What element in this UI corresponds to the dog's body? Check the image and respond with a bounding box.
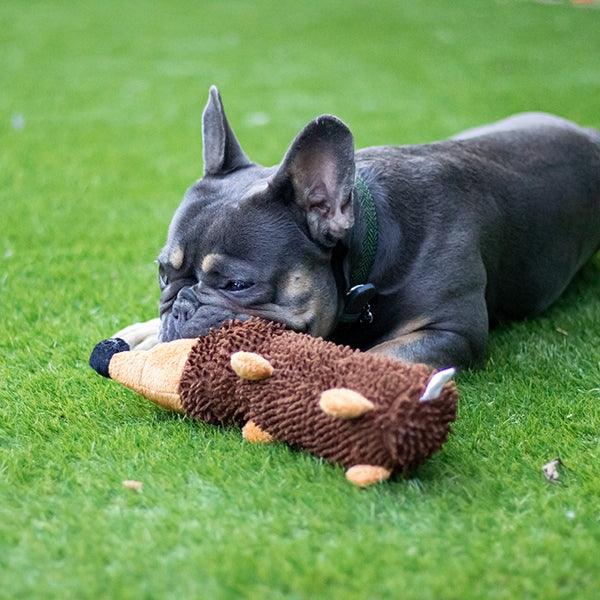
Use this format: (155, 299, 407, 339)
(117, 88, 600, 369)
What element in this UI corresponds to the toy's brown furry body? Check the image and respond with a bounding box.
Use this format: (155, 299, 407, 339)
(179, 319, 457, 473)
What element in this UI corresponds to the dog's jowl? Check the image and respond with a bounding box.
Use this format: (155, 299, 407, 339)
(131, 86, 600, 369)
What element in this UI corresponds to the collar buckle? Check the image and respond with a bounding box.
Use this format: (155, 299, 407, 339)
(339, 283, 377, 324)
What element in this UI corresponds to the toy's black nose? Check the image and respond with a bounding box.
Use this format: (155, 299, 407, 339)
(89, 338, 130, 378)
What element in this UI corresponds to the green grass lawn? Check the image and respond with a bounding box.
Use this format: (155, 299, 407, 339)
(1, 0, 600, 597)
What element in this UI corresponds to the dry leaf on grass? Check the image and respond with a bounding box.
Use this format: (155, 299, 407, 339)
(542, 458, 562, 483)
(122, 479, 143, 492)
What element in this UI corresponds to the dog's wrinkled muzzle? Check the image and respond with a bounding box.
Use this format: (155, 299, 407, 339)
(160, 286, 248, 342)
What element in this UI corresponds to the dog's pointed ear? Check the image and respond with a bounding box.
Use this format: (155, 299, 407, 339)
(202, 85, 251, 176)
(270, 115, 355, 246)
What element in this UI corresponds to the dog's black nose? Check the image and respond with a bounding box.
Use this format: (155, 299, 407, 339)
(171, 286, 201, 324)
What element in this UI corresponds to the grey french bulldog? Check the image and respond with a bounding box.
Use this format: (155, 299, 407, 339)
(115, 86, 600, 369)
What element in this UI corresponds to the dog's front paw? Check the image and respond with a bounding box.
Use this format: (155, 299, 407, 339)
(111, 318, 161, 350)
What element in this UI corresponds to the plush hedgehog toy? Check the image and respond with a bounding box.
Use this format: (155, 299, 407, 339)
(90, 318, 458, 486)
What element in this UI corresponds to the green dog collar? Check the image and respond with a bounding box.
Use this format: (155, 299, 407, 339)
(339, 174, 379, 325)
(350, 174, 379, 287)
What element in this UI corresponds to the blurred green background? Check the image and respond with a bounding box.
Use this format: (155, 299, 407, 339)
(1, 1, 599, 598)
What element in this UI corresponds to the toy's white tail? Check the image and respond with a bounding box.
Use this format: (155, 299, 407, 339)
(420, 368, 456, 402)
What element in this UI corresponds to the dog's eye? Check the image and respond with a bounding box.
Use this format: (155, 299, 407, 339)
(223, 280, 254, 292)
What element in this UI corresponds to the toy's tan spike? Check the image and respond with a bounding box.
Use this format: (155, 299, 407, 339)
(319, 388, 375, 419)
(108, 338, 196, 413)
(230, 351, 274, 381)
(242, 420, 274, 443)
(345, 465, 392, 487)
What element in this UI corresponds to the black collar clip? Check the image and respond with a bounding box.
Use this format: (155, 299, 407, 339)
(339, 283, 377, 325)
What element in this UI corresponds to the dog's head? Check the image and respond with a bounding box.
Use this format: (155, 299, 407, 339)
(158, 86, 356, 342)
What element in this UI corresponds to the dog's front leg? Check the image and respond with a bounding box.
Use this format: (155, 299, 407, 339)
(111, 318, 161, 350)
(368, 327, 487, 370)
(366, 256, 490, 370)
